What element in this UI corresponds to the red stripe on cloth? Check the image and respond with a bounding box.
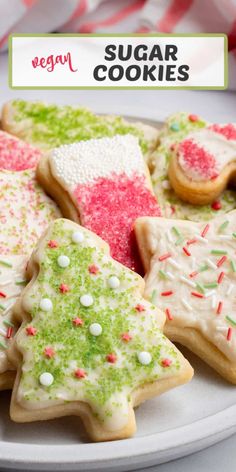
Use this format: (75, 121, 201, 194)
(0, 32, 9, 49)
(228, 19, 236, 50)
(79, 0, 146, 33)
(68, 0, 88, 22)
(22, 0, 36, 6)
(157, 0, 194, 33)
(135, 26, 151, 33)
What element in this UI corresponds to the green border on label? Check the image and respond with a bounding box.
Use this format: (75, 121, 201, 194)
(8, 33, 228, 90)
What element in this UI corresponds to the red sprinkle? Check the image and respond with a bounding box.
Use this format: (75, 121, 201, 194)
(72, 317, 84, 326)
(26, 326, 37, 336)
(217, 271, 225, 284)
(187, 238, 197, 246)
(216, 301, 223, 315)
(121, 332, 132, 342)
(59, 283, 70, 293)
(74, 368, 86, 379)
(48, 240, 58, 248)
(161, 291, 173, 297)
(6, 327, 13, 339)
(0, 292, 6, 298)
(165, 308, 173, 320)
(211, 200, 221, 211)
(189, 271, 198, 278)
(227, 327, 232, 341)
(201, 224, 210, 237)
(170, 205, 176, 215)
(106, 353, 117, 364)
(159, 252, 171, 262)
(191, 291, 204, 299)
(217, 256, 227, 268)
(161, 358, 172, 367)
(183, 246, 191, 256)
(188, 114, 199, 122)
(88, 264, 99, 275)
(135, 304, 145, 312)
(44, 347, 55, 358)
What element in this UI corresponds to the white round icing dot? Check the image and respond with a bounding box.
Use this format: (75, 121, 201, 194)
(39, 372, 54, 387)
(39, 298, 53, 312)
(72, 231, 84, 244)
(80, 294, 94, 307)
(89, 323, 102, 336)
(57, 255, 70, 268)
(108, 276, 120, 289)
(137, 351, 152, 365)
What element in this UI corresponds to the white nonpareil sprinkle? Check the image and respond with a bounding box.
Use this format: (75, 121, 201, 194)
(137, 351, 152, 365)
(50, 135, 145, 187)
(211, 295, 216, 309)
(168, 258, 181, 269)
(108, 276, 120, 289)
(39, 298, 53, 312)
(205, 290, 216, 299)
(162, 180, 171, 190)
(180, 275, 196, 288)
(57, 255, 70, 268)
(71, 231, 84, 243)
(206, 258, 217, 270)
(166, 230, 173, 243)
(181, 298, 193, 311)
(219, 235, 232, 240)
(89, 323, 102, 336)
(80, 294, 94, 307)
(39, 372, 54, 387)
(166, 271, 174, 280)
(0, 328, 7, 337)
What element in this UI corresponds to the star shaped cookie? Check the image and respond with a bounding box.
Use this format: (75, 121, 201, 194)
(135, 211, 236, 383)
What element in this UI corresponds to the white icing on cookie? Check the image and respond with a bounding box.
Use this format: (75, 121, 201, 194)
(140, 212, 236, 362)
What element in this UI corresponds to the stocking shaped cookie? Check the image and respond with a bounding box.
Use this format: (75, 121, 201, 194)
(0, 131, 60, 390)
(2, 99, 158, 161)
(135, 211, 236, 383)
(9, 219, 193, 441)
(37, 134, 161, 273)
(168, 124, 236, 204)
(150, 112, 236, 220)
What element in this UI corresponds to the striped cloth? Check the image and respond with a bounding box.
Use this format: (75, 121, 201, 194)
(0, 0, 235, 88)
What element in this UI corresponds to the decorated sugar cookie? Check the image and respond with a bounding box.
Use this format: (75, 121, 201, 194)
(2, 99, 159, 161)
(135, 211, 236, 383)
(0, 131, 60, 390)
(9, 219, 193, 441)
(150, 113, 236, 221)
(168, 124, 236, 204)
(37, 134, 161, 273)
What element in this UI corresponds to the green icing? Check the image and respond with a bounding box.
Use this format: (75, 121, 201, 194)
(17, 220, 180, 423)
(11, 100, 151, 155)
(151, 112, 236, 222)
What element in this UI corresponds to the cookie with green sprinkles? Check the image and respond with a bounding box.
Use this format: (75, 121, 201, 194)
(9, 219, 193, 441)
(150, 112, 236, 221)
(1, 99, 159, 162)
(135, 210, 236, 383)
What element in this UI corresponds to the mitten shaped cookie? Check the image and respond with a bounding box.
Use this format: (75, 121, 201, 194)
(135, 211, 236, 383)
(168, 124, 236, 205)
(9, 219, 193, 441)
(150, 113, 236, 220)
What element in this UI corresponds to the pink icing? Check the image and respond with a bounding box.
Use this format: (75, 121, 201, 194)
(0, 131, 41, 171)
(178, 139, 218, 179)
(209, 124, 236, 141)
(73, 173, 161, 274)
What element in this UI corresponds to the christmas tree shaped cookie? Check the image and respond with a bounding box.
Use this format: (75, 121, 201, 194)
(9, 219, 193, 441)
(135, 211, 236, 383)
(0, 130, 60, 390)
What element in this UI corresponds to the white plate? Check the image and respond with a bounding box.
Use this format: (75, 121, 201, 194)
(0, 114, 236, 472)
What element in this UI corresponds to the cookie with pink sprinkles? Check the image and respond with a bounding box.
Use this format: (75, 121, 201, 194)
(0, 131, 60, 390)
(37, 134, 161, 274)
(168, 123, 236, 205)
